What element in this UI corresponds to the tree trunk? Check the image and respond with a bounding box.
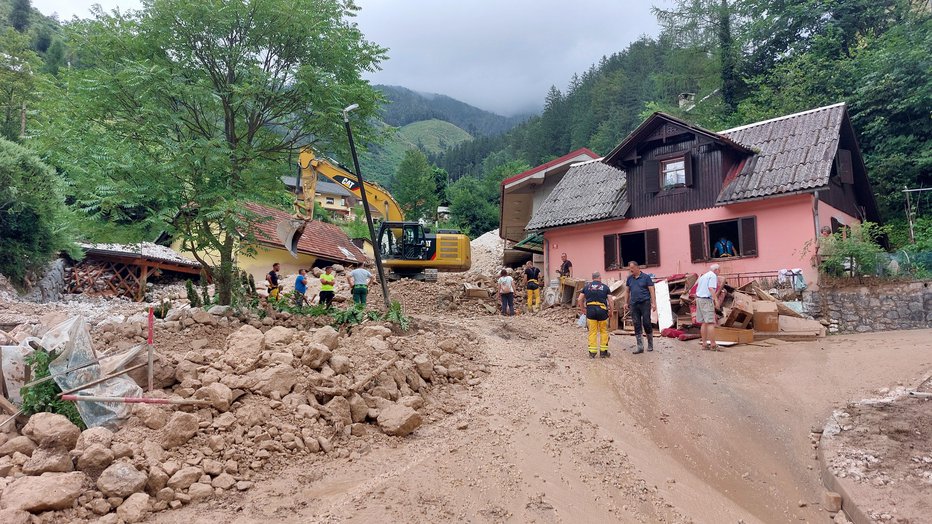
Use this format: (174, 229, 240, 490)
(216, 237, 236, 305)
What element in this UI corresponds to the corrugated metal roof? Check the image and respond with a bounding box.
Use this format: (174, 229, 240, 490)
(243, 202, 367, 264)
(717, 103, 846, 204)
(525, 161, 628, 230)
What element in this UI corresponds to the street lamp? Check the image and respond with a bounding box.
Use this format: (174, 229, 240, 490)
(342, 104, 392, 309)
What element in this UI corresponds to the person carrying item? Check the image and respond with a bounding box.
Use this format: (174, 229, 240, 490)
(318, 266, 335, 307)
(577, 271, 614, 358)
(557, 253, 573, 285)
(713, 236, 738, 258)
(622, 261, 656, 354)
(266, 263, 282, 300)
(696, 263, 722, 351)
(523, 260, 542, 313)
(294, 268, 309, 306)
(347, 264, 372, 306)
(498, 269, 515, 316)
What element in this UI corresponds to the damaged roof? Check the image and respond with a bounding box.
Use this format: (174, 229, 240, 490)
(717, 103, 846, 204)
(244, 202, 366, 264)
(525, 160, 628, 230)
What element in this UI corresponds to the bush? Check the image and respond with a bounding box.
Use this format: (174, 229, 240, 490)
(20, 351, 86, 430)
(819, 222, 887, 278)
(0, 138, 73, 284)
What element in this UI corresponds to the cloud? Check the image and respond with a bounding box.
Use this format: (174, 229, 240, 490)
(355, 0, 659, 115)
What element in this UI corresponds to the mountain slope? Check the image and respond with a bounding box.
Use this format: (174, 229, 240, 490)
(376, 85, 527, 137)
(359, 119, 473, 188)
(397, 119, 472, 156)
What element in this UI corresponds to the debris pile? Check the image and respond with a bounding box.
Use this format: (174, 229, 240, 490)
(0, 313, 488, 522)
(465, 229, 504, 276)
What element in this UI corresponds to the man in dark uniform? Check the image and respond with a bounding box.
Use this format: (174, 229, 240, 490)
(577, 271, 615, 358)
(557, 253, 573, 285)
(523, 260, 542, 312)
(622, 261, 656, 354)
(266, 263, 282, 300)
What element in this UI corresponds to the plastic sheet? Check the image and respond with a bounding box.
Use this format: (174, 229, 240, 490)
(1, 337, 38, 404)
(44, 316, 142, 428)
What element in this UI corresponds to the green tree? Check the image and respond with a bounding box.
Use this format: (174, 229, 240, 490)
(0, 28, 40, 141)
(393, 149, 438, 220)
(433, 166, 450, 205)
(41, 39, 64, 76)
(0, 138, 73, 284)
(37, 0, 385, 304)
(8, 0, 31, 33)
(447, 176, 497, 237)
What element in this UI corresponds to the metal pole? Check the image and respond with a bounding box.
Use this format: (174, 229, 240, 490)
(905, 186, 915, 244)
(342, 104, 392, 309)
(147, 307, 154, 392)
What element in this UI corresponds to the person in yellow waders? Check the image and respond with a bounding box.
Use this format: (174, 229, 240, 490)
(577, 271, 615, 358)
(523, 260, 542, 312)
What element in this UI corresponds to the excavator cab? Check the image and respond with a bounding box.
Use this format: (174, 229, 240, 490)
(377, 222, 427, 261)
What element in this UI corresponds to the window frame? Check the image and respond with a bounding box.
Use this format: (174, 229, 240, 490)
(603, 228, 660, 270)
(689, 216, 758, 262)
(661, 157, 687, 189)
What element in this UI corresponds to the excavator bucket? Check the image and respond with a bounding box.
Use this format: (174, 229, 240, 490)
(276, 219, 306, 258)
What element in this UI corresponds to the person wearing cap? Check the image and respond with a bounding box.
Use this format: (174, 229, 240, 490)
(622, 261, 656, 354)
(696, 263, 722, 351)
(577, 271, 614, 358)
(523, 260, 542, 313)
(318, 266, 335, 307)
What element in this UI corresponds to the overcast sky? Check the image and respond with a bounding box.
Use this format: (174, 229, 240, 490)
(32, 0, 660, 116)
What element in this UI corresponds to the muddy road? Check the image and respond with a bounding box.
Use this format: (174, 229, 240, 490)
(151, 317, 932, 523)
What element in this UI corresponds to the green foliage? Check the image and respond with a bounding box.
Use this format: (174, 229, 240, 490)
(0, 137, 72, 284)
(447, 159, 529, 237)
(383, 300, 410, 331)
(340, 206, 371, 240)
(398, 119, 472, 156)
(393, 149, 438, 221)
(0, 27, 41, 141)
(153, 299, 171, 320)
(20, 350, 85, 430)
(184, 279, 201, 308)
(267, 292, 331, 317)
(35, 0, 385, 305)
(331, 303, 367, 327)
(8, 0, 29, 33)
(375, 85, 525, 137)
(819, 222, 888, 277)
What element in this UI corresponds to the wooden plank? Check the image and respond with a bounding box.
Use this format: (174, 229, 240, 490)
(752, 285, 804, 318)
(656, 281, 673, 330)
(714, 326, 754, 344)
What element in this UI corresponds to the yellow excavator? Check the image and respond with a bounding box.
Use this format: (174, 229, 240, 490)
(276, 148, 471, 278)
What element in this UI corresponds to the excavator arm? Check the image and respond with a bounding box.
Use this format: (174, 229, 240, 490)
(277, 147, 405, 257)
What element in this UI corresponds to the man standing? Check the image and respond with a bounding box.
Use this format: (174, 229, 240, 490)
(557, 253, 573, 285)
(266, 263, 282, 300)
(622, 261, 656, 354)
(294, 268, 309, 306)
(347, 264, 373, 306)
(696, 263, 721, 351)
(523, 260, 542, 313)
(577, 272, 614, 358)
(318, 266, 335, 308)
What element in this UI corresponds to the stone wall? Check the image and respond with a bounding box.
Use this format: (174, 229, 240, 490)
(804, 280, 932, 334)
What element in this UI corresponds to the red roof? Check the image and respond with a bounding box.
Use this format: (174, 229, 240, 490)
(243, 202, 367, 264)
(500, 148, 599, 187)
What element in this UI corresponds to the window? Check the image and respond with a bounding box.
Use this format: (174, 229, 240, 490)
(340, 198, 347, 207)
(689, 217, 757, 262)
(325, 197, 335, 205)
(662, 158, 686, 188)
(604, 229, 660, 270)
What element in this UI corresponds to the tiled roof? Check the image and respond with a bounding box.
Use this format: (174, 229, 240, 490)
(501, 148, 599, 187)
(717, 103, 846, 204)
(525, 160, 628, 230)
(243, 202, 366, 264)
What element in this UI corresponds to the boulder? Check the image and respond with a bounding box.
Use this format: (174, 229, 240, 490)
(127, 352, 178, 390)
(376, 404, 422, 437)
(134, 403, 169, 430)
(0, 436, 36, 457)
(207, 305, 231, 316)
(188, 482, 213, 502)
(329, 355, 351, 375)
(367, 337, 390, 352)
(263, 326, 294, 347)
(174, 360, 200, 384)
(300, 343, 332, 369)
(413, 354, 433, 380)
(75, 426, 114, 451)
(0, 509, 31, 524)
(160, 412, 199, 449)
(116, 492, 150, 523)
(359, 324, 392, 339)
(146, 466, 169, 493)
(324, 396, 353, 426)
(193, 382, 233, 412)
(167, 466, 202, 490)
(225, 325, 265, 363)
(190, 308, 216, 325)
(235, 404, 272, 428)
(22, 447, 73, 474)
(77, 444, 114, 476)
(0, 471, 87, 513)
(211, 472, 236, 490)
(22, 413, 80, 450)
(348, 394, 369, 423)
(311, 326, 340, 351)
(254, 365, 298, 397)
(97, 461, 147, 498)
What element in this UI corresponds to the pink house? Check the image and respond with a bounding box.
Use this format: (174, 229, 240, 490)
(525, 103, 881, 289)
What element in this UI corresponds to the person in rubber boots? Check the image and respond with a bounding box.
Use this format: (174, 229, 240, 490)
(577, 271, 615, 358)
(523, 260, 542, 313)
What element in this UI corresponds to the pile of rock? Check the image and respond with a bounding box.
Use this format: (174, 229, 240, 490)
(0, 317, 487, 521)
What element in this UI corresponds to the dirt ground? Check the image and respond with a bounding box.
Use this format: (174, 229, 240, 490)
(137, 312, 932, 524)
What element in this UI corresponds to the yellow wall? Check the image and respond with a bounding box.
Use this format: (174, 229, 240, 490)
(170, 238, 317, 286)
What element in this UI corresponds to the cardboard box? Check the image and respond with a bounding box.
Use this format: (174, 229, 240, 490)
(714, 326, 754, 344)
(752, 301, 779, 332)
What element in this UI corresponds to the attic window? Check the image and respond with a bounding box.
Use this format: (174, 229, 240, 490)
(662, 158, 686, 189)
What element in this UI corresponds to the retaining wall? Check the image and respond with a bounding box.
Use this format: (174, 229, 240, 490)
(804, 280, 932, 334)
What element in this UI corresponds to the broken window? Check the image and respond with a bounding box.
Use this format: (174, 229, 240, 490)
(603, 229, 660, 269)
(325, 197, 335, 205)
(689, 217, 757, 262)
(661, 158, 686, 189)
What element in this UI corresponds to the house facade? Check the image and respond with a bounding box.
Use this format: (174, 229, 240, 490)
(526, 103, 880, 289)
